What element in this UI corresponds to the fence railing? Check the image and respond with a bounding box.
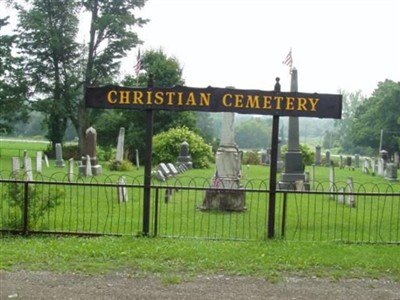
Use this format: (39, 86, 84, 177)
(0, 175, 399, 243)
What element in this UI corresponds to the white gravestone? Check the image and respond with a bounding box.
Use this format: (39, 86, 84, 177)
(36, 151, 42, 174)
(117, 176, 128, 203)
(116, 127, 125, 162)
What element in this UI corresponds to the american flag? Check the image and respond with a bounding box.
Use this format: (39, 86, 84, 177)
(282, 49, 293, 73)
(134, 48, 142, 76)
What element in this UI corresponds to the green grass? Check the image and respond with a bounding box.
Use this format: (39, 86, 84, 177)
(0, 236, 399, 282)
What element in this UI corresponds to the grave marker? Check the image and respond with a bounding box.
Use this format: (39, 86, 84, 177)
(36, 151, 42, 174)
(116, 127, 125, 162)
(117, 176, 129, 203)
(55, 143, 65, 167)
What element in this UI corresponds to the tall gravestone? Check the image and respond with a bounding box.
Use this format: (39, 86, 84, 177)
(11, 157, 20, 178)
(36, 151, 42, 174)
(325, 151, 331, 167)
(315, 145, 321, 166)
(279, 68, 307, 189)
(79, 126, 102, 176)
(201, 112, 245, 211)
(55, 143, 65, 167)
(176, 141, 193, 169)
(116, 127, 125, 162)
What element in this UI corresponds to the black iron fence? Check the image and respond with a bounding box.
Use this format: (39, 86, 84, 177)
(0, 173, 399, 243)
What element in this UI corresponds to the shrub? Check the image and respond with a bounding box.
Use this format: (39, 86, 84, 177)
(3, 177, 64, 230)
(243, 150, 261, 165)
(108, 159, 134, 171)
(153, 126, 213, 168)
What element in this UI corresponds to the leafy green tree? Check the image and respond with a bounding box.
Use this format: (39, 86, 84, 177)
(0, 17, 29, 133)
(153, 126, 213, 168)
(333, 90, 365, 153)
(350, 80, 400, 155)
(14, 0, 80, 152)
(235, 117, 272, 149)
(76, 0, 147, 155)
(95, 49, 197, 162)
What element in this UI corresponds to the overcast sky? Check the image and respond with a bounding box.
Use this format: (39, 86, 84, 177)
(131, 0, 399, 97)
(2, 0, 399, 97)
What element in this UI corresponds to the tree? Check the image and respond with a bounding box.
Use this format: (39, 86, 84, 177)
(0, 17, 29, 133)
(350, 80, 400, 156)
(76, 0, 147, 155)
(14, 0, 80, 152)
(153, 126, 213, 168)
(333, 90, 365, 154)
(234, 117, 272, 149)
(95, 49, 197, 162)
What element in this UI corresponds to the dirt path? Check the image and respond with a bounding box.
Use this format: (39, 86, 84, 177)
(1, 270, 399, 300)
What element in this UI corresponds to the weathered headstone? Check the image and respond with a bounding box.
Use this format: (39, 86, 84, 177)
(155, 170, 166, 182)
(85, 155, 92, 177)
(176, 141, 193, 169)
(346, 156, 352, 169)
(36, 151, 42, 174)
(22, 150, 28, 168)
(371, 158, 376, 176)
(55, 143, 65, 167)
(24, 156, 33, 181)
(385, 163, 398, 182)
(117, 176, 128, 203)
(325, 151, 331, 167)
(266, 148, 271, 165)
(79, 127, 102, 176)
(394, 152, 399, 169)
(315, 145, 321, 166)
(354, 154, 360, 168)
(158, 163, 171, 178)
(311, 164, 316, 190)
(277, 138, 284, 172)
(135, 149, 140, 170)
(116, 127, 125, 162)
(378, 158, 385, 176)
(44, 154, 49, 167)
(346, 177, 356, 207)
(363, 158, 370, 174)
(329, 165, 336, 200)
(68, 158, 74, 182)
(201, 112, 245, 211)
(167, 163, 179, 176)
(11, 157, 20, 177)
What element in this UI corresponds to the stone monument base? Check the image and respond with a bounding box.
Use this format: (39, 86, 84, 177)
(200, 189, 246, 212)
(79, 165, 103, 176)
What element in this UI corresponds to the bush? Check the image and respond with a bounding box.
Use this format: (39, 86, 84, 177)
(281, 144, 314, 166)
(242, 150, 261, 165)
(3, 176, 64, 230)
(153, 126, 213, 168)
(108, 159, 134, 171)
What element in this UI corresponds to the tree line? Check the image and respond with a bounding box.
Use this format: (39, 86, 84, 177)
(1, 0, 399, 161)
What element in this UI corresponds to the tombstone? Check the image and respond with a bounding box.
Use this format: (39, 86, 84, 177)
(201, 112, 245, 211)
(346, 177, 356, 207)
(44, 154, 49, 168)
(55, 143, 65, 167)
(394, 152, 399, 169)
(311, 164, 316, 190)
(155, 170, 166, 182)
(378, 158, 385, 176)
(346, 156, 352, 169)
(339, 155, 344, 169)
(135, 149, 140, 170)
(354, 154, 360, 168)
(176, 141, 193, 169)
(24, 156, 33, 181)
(79, 127, 102, 176)
(36, 151, 42, 174)
(260, 151, 267, 165)
(167, 163, 179, 176)
(68, 158, 74, 182)
(329, 165, 336, 200)
(363, 158, 370, 174)
(116, 127, 125, 162)
(117, 176, 128, 203)
(11, 157, 20, 177)
(84, 155, 92, 176)
(385, 163, 398, 182)
(325, 151, 331, 167)
(158, 163, 171, 179)
(315, 145, 322, 166)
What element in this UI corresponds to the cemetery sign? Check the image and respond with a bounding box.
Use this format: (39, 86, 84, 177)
(85, 85, 342, 118)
